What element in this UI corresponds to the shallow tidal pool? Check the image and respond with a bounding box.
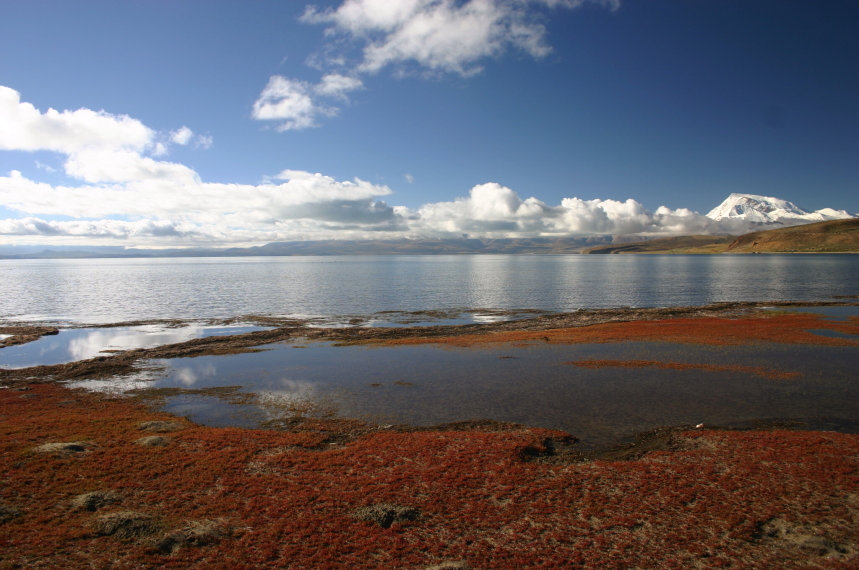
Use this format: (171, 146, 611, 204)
(102, 339, 859, 450)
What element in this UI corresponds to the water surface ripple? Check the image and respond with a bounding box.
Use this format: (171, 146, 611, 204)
(2, 254, 857, 324)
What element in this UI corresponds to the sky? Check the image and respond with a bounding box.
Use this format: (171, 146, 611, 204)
(0, 0, 857, 247)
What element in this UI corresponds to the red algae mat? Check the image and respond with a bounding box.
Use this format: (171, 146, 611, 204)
(372, 313, 859, 348)
(2, 383, 858, 569)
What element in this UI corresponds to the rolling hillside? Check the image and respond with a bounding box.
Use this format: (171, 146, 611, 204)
(583, 235, 736, 254)
(725, 218, 859, 253)
(583, 219, 859, 254)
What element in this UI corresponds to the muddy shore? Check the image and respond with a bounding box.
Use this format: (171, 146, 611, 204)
(2, 300, 858, 385)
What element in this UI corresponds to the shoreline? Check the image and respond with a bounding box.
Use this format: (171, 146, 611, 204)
(2, 302, 858, 567)
(2, 300, 858, 385)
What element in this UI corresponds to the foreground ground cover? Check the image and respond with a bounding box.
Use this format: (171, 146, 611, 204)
(1, 381, 857, 569)
(371, 313, 859, 348)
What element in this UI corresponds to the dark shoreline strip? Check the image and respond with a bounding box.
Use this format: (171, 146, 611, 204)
(1, 301, 857, 384)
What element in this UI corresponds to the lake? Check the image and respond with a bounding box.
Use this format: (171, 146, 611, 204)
(2, 254, 858, 325)
(3, 254, 859, 448)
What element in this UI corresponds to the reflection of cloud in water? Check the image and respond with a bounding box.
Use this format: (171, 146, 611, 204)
(275, 378, 317, 393)
(67, 328, 202, 361)
(66, 373, 156, 394)
(174, 364, 217, 386)
(3, 324, 269, 369)
(253, 381, 337, 422)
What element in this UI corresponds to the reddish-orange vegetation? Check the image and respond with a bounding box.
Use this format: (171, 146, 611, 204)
(1, 383, 857, 569)
(565, 360, 801, 380)
(370, 313, 859, 348)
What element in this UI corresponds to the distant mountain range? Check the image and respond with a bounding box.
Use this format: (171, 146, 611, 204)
(706, 193, 854, 226)
(1, 193, 855, 259)
(0, 236, 646, 259)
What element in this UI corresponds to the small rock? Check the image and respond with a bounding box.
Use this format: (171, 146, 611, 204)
(353, 503, 421, 529)
(137, 421, 184, 433)
(71, 491, 120, 512)
(136, 436, 171, 448)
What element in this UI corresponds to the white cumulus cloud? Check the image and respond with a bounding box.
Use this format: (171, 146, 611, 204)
(170, 126, 194, 145)
(257, 0, 617, 133)
(0, 85, 152, 154)
(1, 85, 774, 247)
(316, 73, 364, 99)
(252, 76, 334, 130)
(408, 183, 721, 237)
(301, 0, 619, 76)
(252, 74, 363, 131)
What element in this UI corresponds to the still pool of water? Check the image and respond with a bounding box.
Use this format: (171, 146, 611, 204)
(763, 305, 859, 320)
(87, 339, 859, 450)
(0, 325, 268, 369)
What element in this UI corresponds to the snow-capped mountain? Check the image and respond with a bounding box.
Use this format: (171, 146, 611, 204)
(706, 193, 855, 226)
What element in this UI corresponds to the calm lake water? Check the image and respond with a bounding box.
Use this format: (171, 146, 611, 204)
(0, 325, 268, 369)
(2, 254, 858, 324)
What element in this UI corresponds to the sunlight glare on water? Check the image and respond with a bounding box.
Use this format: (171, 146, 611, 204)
(2, 255, 857, 324)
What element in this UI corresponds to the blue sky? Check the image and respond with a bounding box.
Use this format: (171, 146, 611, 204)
(0, 0, 856, 247)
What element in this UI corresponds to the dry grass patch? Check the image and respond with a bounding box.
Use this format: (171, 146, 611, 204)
(135, 435, 171, 447)
(155, 518, 232, 554)
(755, 518, 855, 558)
(90, 511, 161, 541)
(137, 420, 184, 433)
(353, 503, 422, 529)
(33, 441, 94, 457)
(71, 490, 121, 512)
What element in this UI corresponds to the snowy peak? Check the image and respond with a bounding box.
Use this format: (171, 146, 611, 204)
(706, 193, 855, 225)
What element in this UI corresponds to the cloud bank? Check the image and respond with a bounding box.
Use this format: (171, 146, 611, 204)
(1, 85, 752, 247)
(253, 0, 619, 130)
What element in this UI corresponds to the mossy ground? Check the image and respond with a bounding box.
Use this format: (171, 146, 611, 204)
(1, 377, 858, 569)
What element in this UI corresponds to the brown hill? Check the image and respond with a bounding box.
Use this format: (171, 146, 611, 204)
(583, 235, 735, 254)
(726, 218, 859, 253)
